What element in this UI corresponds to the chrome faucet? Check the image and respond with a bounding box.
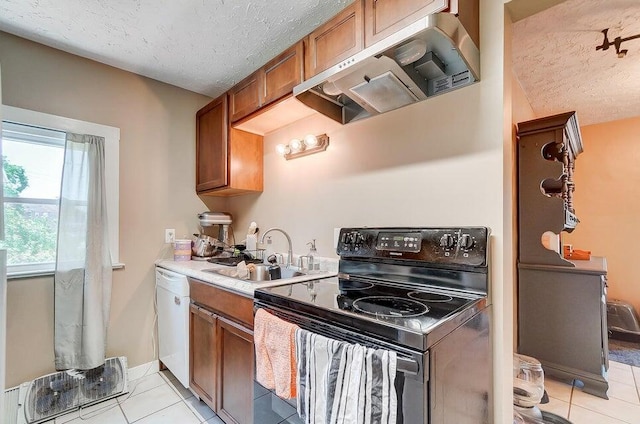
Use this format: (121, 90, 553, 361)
(260, 228, 293, 268)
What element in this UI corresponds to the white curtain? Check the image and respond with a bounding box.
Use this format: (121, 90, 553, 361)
(54, 133, 112, 370)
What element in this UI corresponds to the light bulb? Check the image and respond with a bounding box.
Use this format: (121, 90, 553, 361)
(304, 134, 318, 148)
(275, 143, 290, 156)
(290, 138, 303, 153)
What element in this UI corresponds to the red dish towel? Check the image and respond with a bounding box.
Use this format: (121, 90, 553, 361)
(254, 309, 299, 398)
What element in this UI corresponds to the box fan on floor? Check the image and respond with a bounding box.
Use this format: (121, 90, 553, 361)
(3, 356, 128, 424)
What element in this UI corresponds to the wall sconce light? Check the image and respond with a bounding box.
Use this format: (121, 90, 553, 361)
(275, 134, 329, 160)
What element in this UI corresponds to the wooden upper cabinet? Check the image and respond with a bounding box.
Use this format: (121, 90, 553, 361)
(196, 95, 263, 196)
(262, 41, 304, 106)
(196, 95, 228, 192)
(229, 71, 262, 123)
(364, 0, 450, 47)
(304, 0, 364, 79)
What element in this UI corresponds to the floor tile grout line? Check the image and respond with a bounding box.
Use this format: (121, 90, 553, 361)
(69, 397, 126, 423)
(120, 375, 169, 402)
(566, 379, 575, 419)
(165, 377, 196, 401)
(632, 367, 640, 404)
(178, 397, 208, 423)
(569, 396, 640, 424)
(182, 398, 209, 423)
(118, 401, 131, 424)
(128, 399, 183, 423)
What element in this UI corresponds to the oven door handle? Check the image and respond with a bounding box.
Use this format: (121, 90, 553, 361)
(255, 303, 421, 376)
(397, 357, 419, 375)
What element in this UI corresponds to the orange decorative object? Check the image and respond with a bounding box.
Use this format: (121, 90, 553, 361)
(563, 245, 591, 260)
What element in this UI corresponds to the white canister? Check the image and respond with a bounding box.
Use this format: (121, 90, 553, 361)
(173, 239, 192, 261)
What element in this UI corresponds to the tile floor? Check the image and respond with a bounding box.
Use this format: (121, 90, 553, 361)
(46, 370, 223, 424)
(539, 360, 640, 423)
(43, 360, 639, 423)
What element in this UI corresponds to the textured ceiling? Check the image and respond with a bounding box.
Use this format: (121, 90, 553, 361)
(0, 0, 352, 97)
(512, 0, 640, 126)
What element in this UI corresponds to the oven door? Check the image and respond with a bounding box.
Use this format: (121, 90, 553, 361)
(253, 302, 430, 424)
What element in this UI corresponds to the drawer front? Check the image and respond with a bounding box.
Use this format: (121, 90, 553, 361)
(189, 278, 254, 327)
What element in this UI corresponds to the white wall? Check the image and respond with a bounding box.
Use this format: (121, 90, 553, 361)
(0, 31, 224, 387)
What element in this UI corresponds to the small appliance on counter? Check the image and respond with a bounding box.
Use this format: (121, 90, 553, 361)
(191, 234, 218, 260)
(192, 212, 234, 260)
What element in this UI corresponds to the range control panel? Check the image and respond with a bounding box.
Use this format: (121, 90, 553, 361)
(336, 227, 489, 267)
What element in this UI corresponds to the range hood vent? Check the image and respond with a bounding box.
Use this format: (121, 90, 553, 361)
(293, 13, 480, 125)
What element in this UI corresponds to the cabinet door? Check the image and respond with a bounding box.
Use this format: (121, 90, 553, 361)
(364, 0, 449, 47)
(601, 276, 609, 369)
(196, 95, 228, 192)
(189, 304, 218, 411)
(229, 71, 262, 123)
(262, 42, 304, 106)
(305, 0, 363, 79)
(216, 316, 254, 424)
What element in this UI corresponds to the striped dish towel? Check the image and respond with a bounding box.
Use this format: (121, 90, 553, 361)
(296, 329, 397, 424)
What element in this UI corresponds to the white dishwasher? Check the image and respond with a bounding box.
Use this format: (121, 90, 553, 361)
(156, 267, 190, 388)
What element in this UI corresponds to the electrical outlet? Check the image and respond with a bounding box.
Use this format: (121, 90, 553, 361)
(165, 229, 175, 244)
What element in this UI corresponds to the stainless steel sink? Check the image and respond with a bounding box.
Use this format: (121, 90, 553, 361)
(201, 266, 305, 282)
(279, 267, 306, 279)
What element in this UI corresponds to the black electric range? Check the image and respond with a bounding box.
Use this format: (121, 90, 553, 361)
(254, 227, 490, 351)
(253, 227, 492, 424)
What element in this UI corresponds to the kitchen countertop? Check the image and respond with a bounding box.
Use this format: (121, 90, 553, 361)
(156, 257, 338, 297)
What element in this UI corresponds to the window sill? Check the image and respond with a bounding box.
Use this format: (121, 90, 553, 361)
(7, 263, 125, 280)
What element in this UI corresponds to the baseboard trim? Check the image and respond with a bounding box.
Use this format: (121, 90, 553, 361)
(128, 360, 159, 381)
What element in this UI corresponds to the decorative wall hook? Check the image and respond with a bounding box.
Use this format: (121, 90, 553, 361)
(596, 28, 640, 58)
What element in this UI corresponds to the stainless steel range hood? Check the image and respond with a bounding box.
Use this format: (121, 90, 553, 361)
(293, 12, 480, 125)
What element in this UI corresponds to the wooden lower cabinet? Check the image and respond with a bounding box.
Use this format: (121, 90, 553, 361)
(217, 317, 254, 424)
(189, 303, 218, 410)
(189, 278, 254, 424)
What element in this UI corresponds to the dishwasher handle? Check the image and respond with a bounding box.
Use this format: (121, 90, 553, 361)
(156, 267, 189, 297)
(157, 268, 187, 280)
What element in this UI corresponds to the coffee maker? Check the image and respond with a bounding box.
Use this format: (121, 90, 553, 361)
(197, 212, 233, 254)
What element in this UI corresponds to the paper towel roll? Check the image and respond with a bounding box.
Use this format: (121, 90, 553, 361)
(246, 234, 257, 253)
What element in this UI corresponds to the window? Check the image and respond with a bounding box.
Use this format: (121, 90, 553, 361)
(2, 122, 65, 273)
(1, 106, 120, 277)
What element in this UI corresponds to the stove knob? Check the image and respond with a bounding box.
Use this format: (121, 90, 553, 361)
(459, 234, 474, 250)
(439, 234, 455, 249)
